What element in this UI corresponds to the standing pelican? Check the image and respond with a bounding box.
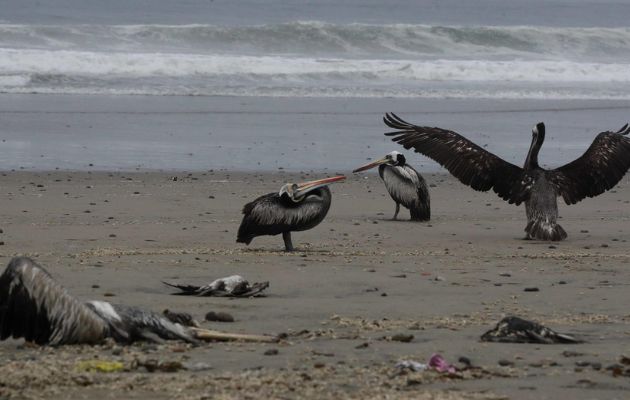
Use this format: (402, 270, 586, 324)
(384, 113, 630, 241)
(0, 257, 196, 345)
(353, 151, 430, 221)
(237, 175, 346, 251)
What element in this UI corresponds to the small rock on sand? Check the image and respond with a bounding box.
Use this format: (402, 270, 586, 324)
(205, 311, 235, 322)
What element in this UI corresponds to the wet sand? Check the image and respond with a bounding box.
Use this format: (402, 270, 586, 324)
(0, 170, 630, 399)
(2, 93, 630, 172)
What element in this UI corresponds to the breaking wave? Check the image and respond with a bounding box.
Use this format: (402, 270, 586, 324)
(2, 22, 630, 98)
(2, 22, 630, 60)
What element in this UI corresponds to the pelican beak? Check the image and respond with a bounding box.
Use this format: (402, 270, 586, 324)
(352, 157, 389, 173)
(295, 175, 346, 195)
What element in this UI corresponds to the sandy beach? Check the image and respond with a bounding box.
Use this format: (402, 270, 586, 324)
(1, 169, 630, 399)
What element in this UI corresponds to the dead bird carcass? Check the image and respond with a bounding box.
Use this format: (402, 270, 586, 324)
(0, 257, 274, 345)
(163, 275, 269, 297)
(481, 316, 582, 344)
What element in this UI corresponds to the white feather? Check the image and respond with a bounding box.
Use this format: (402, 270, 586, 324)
(87, 301, 122, 322)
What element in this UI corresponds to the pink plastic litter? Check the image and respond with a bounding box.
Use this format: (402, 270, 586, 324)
(428, 353, 457, 373)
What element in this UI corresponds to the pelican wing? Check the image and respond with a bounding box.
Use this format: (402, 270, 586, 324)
(0, 257, 108, 345)
(546, 124, 630, 205)
(380, 165, 425, 206)
(384, 113, 530, 204)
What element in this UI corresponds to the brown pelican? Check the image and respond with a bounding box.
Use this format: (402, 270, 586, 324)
(481, 316, 581, 344)
(0, 257, 196, 345)
(353, 151, 430, 221)
(163, 275, 269, 297)
(384, 113, 630, 241)
(237, 175, 346, 251)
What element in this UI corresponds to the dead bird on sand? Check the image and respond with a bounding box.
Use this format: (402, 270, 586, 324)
(163, 275, 269, 297)
(481, 316, 582, 344)
(0, 257, 274, 345)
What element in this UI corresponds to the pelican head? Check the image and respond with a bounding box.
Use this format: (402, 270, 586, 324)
(532, 122, 545, 141)
(352, 151, 406, 173)
(279, 175, 346, 202)
(524, 122, 546, 169)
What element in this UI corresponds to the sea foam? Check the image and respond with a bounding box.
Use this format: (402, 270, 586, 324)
(2, 22, 630, 99)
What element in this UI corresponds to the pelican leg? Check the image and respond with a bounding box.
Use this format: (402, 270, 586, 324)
(392, 203, 400, 220)
(282, 232, 294, 252)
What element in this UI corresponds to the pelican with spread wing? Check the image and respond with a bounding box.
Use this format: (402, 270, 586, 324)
(384, 113, 630, 240)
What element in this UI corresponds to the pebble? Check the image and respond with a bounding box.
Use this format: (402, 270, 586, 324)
(498, 359, 514, 367)
(524, 287, 539, 292)
(205, 311, 235, 322)
(390, 333, 414, 343)
(264, 349, 279, 356)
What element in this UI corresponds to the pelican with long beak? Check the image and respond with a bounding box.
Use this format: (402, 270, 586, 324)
(237, 175, 345, 251)
(353, 151, 430, 221)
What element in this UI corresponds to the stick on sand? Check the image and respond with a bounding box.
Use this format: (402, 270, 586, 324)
(191, 327, 278, 343)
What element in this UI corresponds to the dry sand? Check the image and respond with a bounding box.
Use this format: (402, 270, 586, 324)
(1, 170, 630, 399)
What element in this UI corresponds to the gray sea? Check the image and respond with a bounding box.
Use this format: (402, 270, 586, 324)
(1, 0, 629, 171)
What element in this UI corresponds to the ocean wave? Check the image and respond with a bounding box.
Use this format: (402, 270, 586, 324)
(1, 22, 630, 61)
(1, 49, 629, 83)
